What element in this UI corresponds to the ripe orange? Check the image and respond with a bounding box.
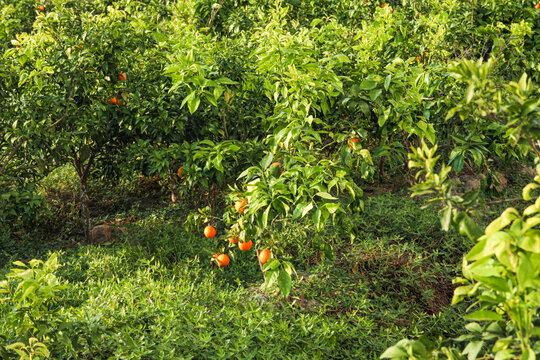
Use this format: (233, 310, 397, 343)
(215, 254, 230, 267)
(229, 236, 239, 244)
(108, 97, 120, 106)
(348, 137, 360, 150)
(204, 225, 216, 238)
(238, 240, 252, 251)
(381, 3, 388, 7)
(536, 3, 540, 9)
(259, 249, 270, 264)
(178, 166, 184, 179)
(118, 73, 126, 81)
(234, 199, 247, 214)
(38, 5, 45, 11)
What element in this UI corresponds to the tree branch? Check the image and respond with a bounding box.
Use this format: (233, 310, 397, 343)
(0, 141, 24, 177)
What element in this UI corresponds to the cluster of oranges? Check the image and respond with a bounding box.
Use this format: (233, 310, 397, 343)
(203, 199, 271, 268)
(108, 73, 127, 106)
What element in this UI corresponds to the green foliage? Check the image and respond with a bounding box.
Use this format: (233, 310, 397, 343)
(0, 253, 70, 359)
(382, 60, 539, 359)
(0, 0, 539, 357)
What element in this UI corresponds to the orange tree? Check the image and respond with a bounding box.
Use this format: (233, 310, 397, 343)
(382, 58, 540, 360)
(2, 1, 165, 240)
(125, 9, 261, 204)
(184, 3, 370, 296)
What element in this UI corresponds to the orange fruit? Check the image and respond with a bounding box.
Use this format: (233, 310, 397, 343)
(259, 249, 270, 264)
(118, 72, 126, 81)
(215, 254, 230, 267)
(234, 199, 247, 214)
(204, 225, 216, 238)
(108, 97, 120, 106)
(238, 240, 252, 251)
(38, 6, 45, 11)
(536, 3, 540, 9)
(348, 137, 360, 150)
(269, 161, 284, 174)
(178, 166, 184, 179)
(381, 3, 388, 7)
(229, 236, 239, 244)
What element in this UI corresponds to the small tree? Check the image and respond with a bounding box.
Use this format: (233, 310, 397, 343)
(3, 2, 158, 240)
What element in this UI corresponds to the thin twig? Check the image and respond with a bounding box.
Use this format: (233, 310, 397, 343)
(485, 198, 523, 205)
(205, 0, 225, 33)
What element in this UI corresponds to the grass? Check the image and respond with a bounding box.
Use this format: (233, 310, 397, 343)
(0, 167, 531, 359)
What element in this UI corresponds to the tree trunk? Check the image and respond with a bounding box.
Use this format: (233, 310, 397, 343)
(169, 168, 179, 203)
(79, 180, 91, 241)
(72, 148, 95, 242)
(378, 156, 385, 183)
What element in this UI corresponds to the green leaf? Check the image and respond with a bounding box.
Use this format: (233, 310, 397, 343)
(463, 340, 483, 360)
(384, 74, 391, 91)
(334, 54, 350, 63)
(215, 77, 238, 85)
(467, 232, 509, 261)
(440, 207, 453, 231)
(452, 285, 473, 305)
(485, 208, 519, 235)
(260, 152, 274, 169)
(181, 91, 195, 109)
(522, 347, 536, 360)
(518, 231, 540, 253)
(188, 95, 201, 114)
(261, 205, 271, 229)
(380, 345, 407, 358)
(312, 208, 322, 231)
(464, 310, 504, 321)
(520, 99, 539, 116)
(263, 258, 280, 271)
(282, 261, 296, 276)
(475, 276, 510, 292)
(452, 154, 464, 173)
(370, 88, 382, 101)
(359, 79, 378, 90)
(324, 203, 340, 214)
(457, 213, 484, 241)
(204, 92, 218, 107)
(264, 268, 279, 289)
(465, 84, 475, 104)
(301, 202, 314, 218)
(21, 280, 39, 300)
(315, 192, 337, 200)
(277, 269, 292, 297)
(292, 202, 308, 220)
(18, 71, 28, 87)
